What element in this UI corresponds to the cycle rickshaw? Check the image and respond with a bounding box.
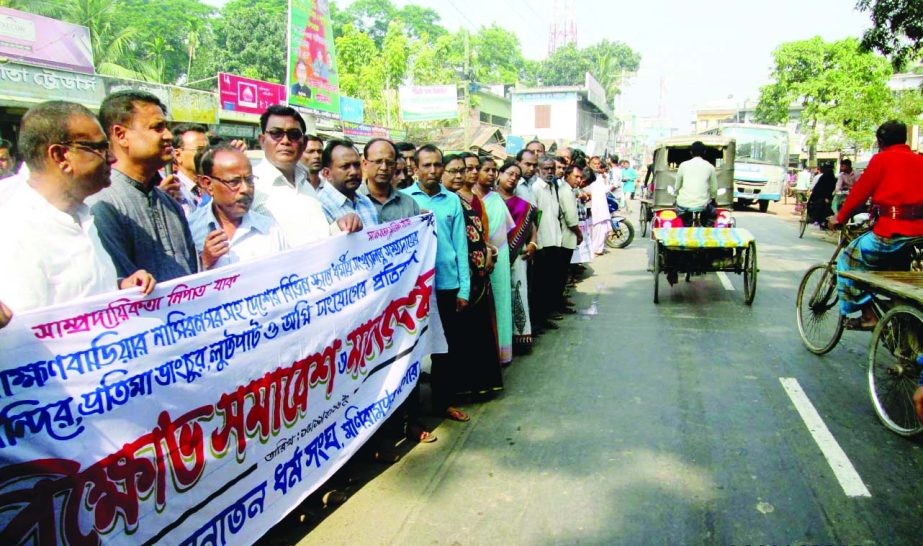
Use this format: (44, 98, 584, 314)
(649, 136, 758, 305)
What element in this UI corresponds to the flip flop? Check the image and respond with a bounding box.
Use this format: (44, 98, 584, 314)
(446, 407, 470, 422)
(407, 425, 437, 443)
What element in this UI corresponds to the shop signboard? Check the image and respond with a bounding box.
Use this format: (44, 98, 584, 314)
(0, 7, 94, 74)
(169, 87, 218, 124)
(339, 96, 364, 124)
(287, 0, 340, 117)
(105, 79, 217, 124)
(0, 61, 105, 107)
(398, 85, 458, 122)
(219, 72, 286, 116)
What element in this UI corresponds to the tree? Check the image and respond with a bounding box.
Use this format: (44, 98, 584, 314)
(583, 40, 641, 102)
(396, 5, 446, 42)
(112, 0, 214, 83)
(472, 24, 525, 84)
(342, 0, 397, 48)
(857, 0, 923, 70)
(533, 44, 591, 87)
(196, 3, 286, 84)
(756, 37, 893, 160)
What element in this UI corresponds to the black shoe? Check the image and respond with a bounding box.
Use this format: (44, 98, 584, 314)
(549, 313, 564, 321)
(540, 321, 559, 330)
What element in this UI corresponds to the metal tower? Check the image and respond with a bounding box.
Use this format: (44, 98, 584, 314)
(548, 0, 577, 56)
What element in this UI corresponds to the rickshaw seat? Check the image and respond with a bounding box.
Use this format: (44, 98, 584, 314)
(653, 227, 755, 248)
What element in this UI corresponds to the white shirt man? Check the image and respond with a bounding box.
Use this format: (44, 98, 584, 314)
(674, 155, 717, 209)
(0, 183, 119, 311)
(252, 159, 334, 247)
(532, 177, 563, 250)
(188, 205, 287, 269)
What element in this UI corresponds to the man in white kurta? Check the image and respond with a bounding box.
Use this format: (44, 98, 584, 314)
(589, 174, 612, 255)
(0, 101, 154, 320)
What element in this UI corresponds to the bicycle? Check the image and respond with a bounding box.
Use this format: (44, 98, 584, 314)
(795, 216, 923, 435)
(795, 215, 872, 354)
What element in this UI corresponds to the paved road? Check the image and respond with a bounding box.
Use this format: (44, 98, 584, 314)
(263, 203, 923, 545)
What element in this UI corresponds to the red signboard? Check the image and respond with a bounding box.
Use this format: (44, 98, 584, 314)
(218, 72, 286, 116)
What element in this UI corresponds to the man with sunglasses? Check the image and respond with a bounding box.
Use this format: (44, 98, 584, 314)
(188, 145, 286, 269)
(0, 101, 155, 317)
(252, 105, 361, 247)
(87, 90, 198, 283)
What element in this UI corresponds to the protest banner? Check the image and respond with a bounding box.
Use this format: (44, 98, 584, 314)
(0, 214, 442, 545)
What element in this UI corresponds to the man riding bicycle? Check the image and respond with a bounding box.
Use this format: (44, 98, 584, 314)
(828, 121, 923, 421)
(674, 141, 717, 227)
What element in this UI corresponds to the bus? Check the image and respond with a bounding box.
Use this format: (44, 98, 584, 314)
(702, 123, 789, 212)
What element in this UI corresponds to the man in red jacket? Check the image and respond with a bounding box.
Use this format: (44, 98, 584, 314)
(832, 120, 923, 330)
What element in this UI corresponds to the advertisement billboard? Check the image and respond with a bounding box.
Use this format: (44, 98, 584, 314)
(0, 7, 94, 74)
(219, 72, 287, 116)
(287, 0, 340, 117)
(399, 85, 459, 122)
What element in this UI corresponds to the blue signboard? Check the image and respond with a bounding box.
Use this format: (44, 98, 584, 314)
(339, 95, 364, 124)
(505, 135, 525, 156)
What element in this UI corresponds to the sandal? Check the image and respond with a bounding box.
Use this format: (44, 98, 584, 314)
(407, 425, 437, 443)
(844, 317, 876, 331)
(446, 407, 470, 422)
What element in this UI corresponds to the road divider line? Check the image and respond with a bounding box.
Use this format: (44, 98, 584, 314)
(716, 272, 734, 291)
(779, 377, 871, 497)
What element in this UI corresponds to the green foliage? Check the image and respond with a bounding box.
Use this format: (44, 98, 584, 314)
(472, 25, 525, 84)
(756, 37, 894, 152)
(197, 3, 286, 84)
(529, 41, 640, 104)
(533, 44, 591, 87)
(857, 0, 923, 70)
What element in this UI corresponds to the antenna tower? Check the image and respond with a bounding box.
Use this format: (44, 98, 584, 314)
(548, 0, 577, 56)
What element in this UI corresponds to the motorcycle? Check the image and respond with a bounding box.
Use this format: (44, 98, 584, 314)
(605, 193, 635, 249)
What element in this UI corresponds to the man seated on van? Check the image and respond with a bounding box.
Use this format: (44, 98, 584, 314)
(674, 141, 717, 226)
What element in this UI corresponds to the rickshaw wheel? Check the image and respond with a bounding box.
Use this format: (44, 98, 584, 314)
(743, 242, 757, 305)
(868, 305, 923, 436)
(639, 203, 649, 238)
(653, 243, 661, 304)
(796, 264, 844, 355)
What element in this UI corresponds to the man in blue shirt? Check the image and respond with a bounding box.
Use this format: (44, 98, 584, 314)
(317, 139, 379, 227)
(401, 144, 471, 422)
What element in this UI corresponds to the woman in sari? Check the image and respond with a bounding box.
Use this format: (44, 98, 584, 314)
(588, 166, 612, 255)
(495, 161, 538, 351)
(474, 156, 515, 366)
(441, 154, 503, 397)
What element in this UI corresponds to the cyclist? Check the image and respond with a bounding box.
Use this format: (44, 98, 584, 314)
(830, 120, 923, 331)
(674, 141, 717, 227)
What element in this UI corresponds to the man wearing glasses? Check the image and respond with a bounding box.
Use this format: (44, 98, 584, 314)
(252, 105, 361, 247)
(169, 123, 210, 215)
(188, 145, 286, 269)
(0, 101, 155, 318)
(357, 138, 419, 223)
(87, 90, 198, 283)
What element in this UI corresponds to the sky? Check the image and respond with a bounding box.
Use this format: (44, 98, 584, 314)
(210, 0, 875, 130)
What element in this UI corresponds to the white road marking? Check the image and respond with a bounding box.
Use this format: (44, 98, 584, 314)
(779, 377, 872, 497)
(716, 272, 734, 291)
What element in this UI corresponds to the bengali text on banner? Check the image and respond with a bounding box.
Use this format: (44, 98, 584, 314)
(0, 214, 443, 545)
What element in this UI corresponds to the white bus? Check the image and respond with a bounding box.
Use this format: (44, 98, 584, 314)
(702, 123, 789, 212)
